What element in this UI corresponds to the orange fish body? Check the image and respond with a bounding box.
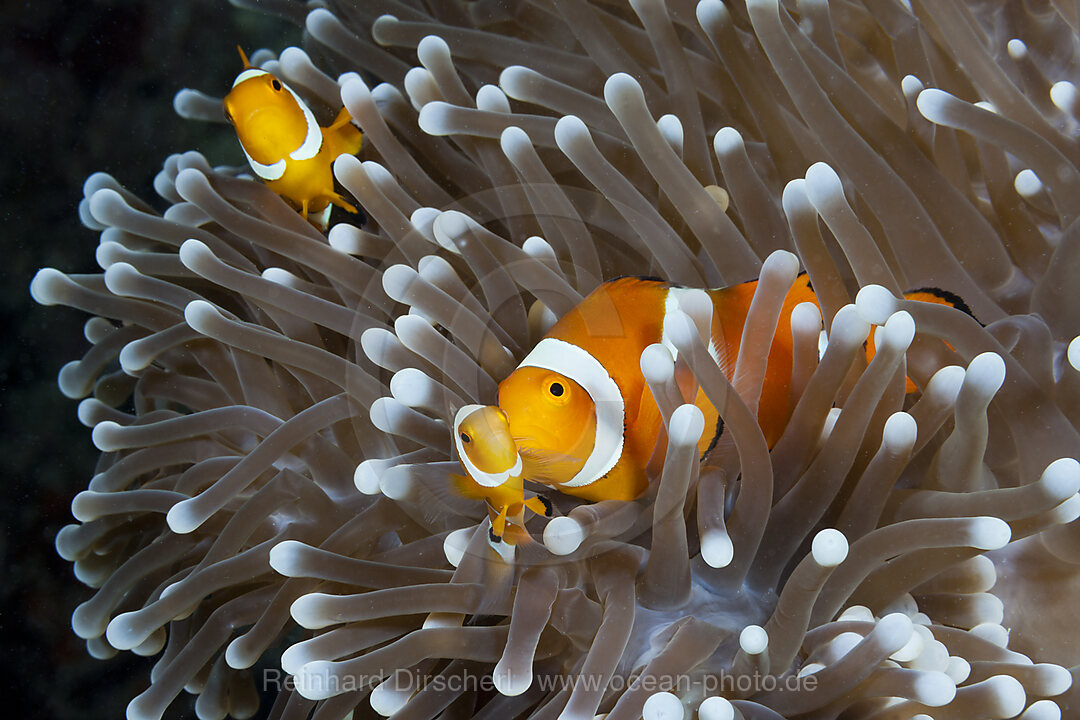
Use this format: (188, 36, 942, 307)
(453, 276, 971, 507)
(223, 49, 362, 226)
(452, 405, 552, 542)
(489, 276, 817, 503)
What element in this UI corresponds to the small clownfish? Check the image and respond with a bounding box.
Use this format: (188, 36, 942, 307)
(451, 405, 553, 543)
(223, 48, 363, 227)
(452, 275, 975, 510)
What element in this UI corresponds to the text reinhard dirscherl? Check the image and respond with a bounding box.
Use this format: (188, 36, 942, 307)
(261, 667, 819, 697)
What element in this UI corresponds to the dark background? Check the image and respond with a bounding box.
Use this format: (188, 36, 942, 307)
(2, 2, 298, 717)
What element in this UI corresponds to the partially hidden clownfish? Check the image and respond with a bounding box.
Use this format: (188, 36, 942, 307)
(452, 274, 974, 527)
(223, 48, 363, 228)
(450, 405, 553, 544)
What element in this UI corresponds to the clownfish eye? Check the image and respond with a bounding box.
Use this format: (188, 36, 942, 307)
(460, 432, 471, 444)
(223, 109, 234, 125)
(271, 79, 282, 92)
(542, 375, 571, 405)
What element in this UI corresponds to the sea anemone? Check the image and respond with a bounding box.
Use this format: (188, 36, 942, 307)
(32, 1, 1080, 719)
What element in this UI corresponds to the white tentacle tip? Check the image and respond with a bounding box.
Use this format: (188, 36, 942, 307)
(1041, 458, 1080, 500)
(554, 114, 590, 152)
(370, 677, 413, 716)
(915, 88, 953, 123)
(642, 691, 683, 720)
(499, 125, 532, 159)
(967, 517, 1012, 550)
(603, 72, 642, 106)
(855, 285, 898, 326)
(926, 365, 966, 405)
(882, 412, 917, 451)
(1015, 169, 1044, 198)
(268, 539, 309, 577)
(1021, 699, 1062, 720)
(878, 612, 915, 648)
(901, 74, 924, 99)
(913, 671, 957, 706)
(712, 126, 743, 155)
(641, 343, 676, 384)
(803, 162, 846, 211)
(980, 675, 1028, 718)
(837, 605, 875, 622)
(164, 500, 202, 535)
(669, 404, 706, 448)
(739, 625, 768, 655)
(423, 612, 464, 629)
(696, 696, 734, 720)
(657, 114, 683, 152)
(880, 310, 916, 351)
(293, 660, 336, 701)
(1068, 336, 1080, 371)
(544, 516, 584, 555)
(492, 662, 532, 697)
(762, 248, 801, 281)
(811, 528, 848, 567)
(1051, 81, 1078, 114)
(965, 352, 1006, 399)
(476, 84, 509, 113)
(889, 627, 925, 662)
(183, 299, 220, 334)
(945, 654, 971, 683)
(416, 34, 450, 61)
(696, 0, 730, 28)
(354, 460, 383, 495)
(830, 304, 871, 347)
(700, 530, 733, 568)
(1033, 663, 1073, 697)
(790, 301, 822, 335)
(443, 527, 472, 567)
(1006, 39, 1028, 60)
(290, 593, 329, 630)
(104, 612, 145, 651)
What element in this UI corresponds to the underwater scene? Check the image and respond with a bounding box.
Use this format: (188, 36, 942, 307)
(12, 0, 1080, 718)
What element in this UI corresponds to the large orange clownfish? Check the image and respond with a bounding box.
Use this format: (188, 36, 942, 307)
(452, 270, 973, 529)
(223, 48, 363, 227)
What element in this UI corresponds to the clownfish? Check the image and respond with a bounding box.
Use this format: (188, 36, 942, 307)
(452, 275, 973, 512)
(450, 405, 553, 543)
(223, 48, 363, 227)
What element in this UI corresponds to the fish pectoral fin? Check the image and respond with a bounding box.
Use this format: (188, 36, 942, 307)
(326, 110, 364, 155)
(525, 495, 552, 517)
(450, 473, 486, 500)
(327, 107, 355, 131)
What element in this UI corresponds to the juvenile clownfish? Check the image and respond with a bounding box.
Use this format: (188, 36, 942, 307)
(223, 48, 363, 227)
(451, 405, 553, 543)
(452, 275, 974, 510)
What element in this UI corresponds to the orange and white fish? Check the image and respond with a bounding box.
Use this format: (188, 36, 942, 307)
(223, 48, 363, 227)
(452, 274, 973, 509)
(451, 405, 552, 543)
